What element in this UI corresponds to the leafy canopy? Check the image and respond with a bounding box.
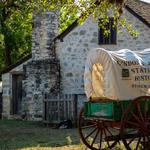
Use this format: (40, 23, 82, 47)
(0, 0, 139, 70)
(36, 0, 139, 36)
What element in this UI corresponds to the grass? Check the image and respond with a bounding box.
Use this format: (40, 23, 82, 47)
(0, 120, 126, 150)
(0, 120, 82, 150)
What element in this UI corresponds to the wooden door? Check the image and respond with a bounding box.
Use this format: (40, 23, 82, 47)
(12, 74, 23, 115)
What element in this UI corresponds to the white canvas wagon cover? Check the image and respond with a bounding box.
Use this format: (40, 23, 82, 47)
(84, 48, 150, 101)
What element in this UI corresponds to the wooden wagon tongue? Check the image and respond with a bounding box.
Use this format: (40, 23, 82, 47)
(84, 48, 150, 101)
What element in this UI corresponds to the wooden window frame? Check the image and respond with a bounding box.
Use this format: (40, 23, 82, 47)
(98, 18, 117, 45)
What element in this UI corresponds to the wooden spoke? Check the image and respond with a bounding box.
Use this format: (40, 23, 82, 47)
(143, 136, 146, 149)
(81, 124, 97, 129)
(91, 129, 100, 147)
(125, 120, 139, 127)
(136, 102, 144, 122)
(105, 127, 113, 136)
(144, 100, 148, 122)
(146, 135, 150, 141)
(103, 128, 110, 147)
(121, 96, 150, 150)
(99, 130, 103, 149)
(127, 134, 137, 145)
(130, 111, 142, 124)
(78, 107, 118, 150)
(85, 127, 98, 140)
(135, 136, 141, 150)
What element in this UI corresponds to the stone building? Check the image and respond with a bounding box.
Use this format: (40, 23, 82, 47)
(1, 0, 150, 122)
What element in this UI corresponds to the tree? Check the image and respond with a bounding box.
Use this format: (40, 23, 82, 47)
(0, 1, 34, 68)
(0, 0, 138, 70)
(40, 0, 125, 32)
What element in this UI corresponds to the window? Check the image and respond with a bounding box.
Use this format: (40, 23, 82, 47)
(98, 18, 117, 44)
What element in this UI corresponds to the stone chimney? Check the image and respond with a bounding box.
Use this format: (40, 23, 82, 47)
(32, 11, 59, 60)
(22, 11, 60, 120)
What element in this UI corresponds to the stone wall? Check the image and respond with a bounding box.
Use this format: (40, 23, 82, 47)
(2, 59, 31, 118)
(22, 59, 60, 120)
(55, 9, 150, 98)
(2, 73, 12, 118)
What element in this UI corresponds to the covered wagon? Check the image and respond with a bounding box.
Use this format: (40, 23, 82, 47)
(78, 48, 150, 150)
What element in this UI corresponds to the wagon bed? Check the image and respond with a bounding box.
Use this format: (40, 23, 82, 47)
(84, 98, 150, 121)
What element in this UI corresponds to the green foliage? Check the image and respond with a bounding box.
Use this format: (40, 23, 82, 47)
(127, 23, 140, 37)
(58, 0, 138, 37)
(8, 9, 32, 62)
(0, 0, 138, 70)
(0, 33, 5, 69)
(0, 0, 33, 69)
(59, 4, 79, 32)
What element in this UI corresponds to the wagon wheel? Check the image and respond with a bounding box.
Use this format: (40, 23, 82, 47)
(120, 96, 150, 150)
(78, 107, 119, 150)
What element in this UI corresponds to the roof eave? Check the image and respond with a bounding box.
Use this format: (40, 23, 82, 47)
(125, 5, 150, 28)
(0, 54, 32, 75)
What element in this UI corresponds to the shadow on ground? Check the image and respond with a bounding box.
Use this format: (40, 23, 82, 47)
(0, 120, 81, 150)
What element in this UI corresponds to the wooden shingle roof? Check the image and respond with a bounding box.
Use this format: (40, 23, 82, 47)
(125, 0, 150, 28)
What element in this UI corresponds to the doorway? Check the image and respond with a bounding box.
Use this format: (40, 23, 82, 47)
(12, 74, 23, 115)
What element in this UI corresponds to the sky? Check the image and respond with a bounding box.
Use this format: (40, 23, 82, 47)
(140, 0, 150, 3)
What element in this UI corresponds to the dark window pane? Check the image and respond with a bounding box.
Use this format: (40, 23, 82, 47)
(98, 18, 117, 45)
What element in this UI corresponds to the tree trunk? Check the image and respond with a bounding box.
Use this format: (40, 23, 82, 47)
(3, 32, 12, 66)
(1, 9, 12, 67)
